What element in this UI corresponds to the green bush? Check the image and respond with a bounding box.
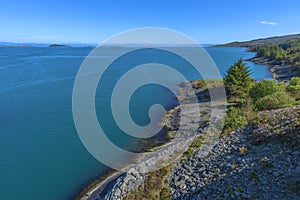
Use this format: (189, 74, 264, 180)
(255, 91, 295, 110)
(222, 107, 247, 136)
(249, 79, 281, 102)
(287, 77, 300, 99)
(289, 77, 300, 86)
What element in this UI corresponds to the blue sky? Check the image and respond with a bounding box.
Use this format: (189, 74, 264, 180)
(1, 0, 300, 44)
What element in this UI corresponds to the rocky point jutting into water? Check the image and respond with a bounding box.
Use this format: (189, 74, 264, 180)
(78, 75, 300, 199)
(78, 37, 300, 199)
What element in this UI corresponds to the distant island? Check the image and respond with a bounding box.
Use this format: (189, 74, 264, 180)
(0, 42, 97, 48)
(49, 44, 70, 47)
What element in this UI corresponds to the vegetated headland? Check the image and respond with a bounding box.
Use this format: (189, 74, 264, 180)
(216, 33, 300, 81)
(77, 34, 300, 200)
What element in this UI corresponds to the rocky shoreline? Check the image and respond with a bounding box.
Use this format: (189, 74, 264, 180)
(246, 56, 295, 82)
(77, 53, 299, 199)
(78, 84, 300, 199)
(77, 82, 218, 200)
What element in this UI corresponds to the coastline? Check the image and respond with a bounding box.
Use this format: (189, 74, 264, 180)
(75, 81, 216, 199)
(245, 55, 294, 82)
(75, 170, 119, 200)
(75, 48, 292, 199)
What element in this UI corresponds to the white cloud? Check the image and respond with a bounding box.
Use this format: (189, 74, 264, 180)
(260, 21, 278, 26)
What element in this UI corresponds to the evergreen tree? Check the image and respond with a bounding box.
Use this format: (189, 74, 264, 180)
(224, 59, 253, 102)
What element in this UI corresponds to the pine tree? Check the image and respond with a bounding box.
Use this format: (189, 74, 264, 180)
(224, 59, 253, 102)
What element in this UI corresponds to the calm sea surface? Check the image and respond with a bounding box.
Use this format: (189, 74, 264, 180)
(0, 47, 271, 199)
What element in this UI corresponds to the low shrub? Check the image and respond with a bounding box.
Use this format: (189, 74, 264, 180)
(249, 79, 282, 102)
(254, 91, 295, 110)
(286, 77, 300, 99)
(222, 107, 247, 136)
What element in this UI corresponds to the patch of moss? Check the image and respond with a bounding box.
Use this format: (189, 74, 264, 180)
(184, 147, 194, 157)
(191, 135, 204, 148)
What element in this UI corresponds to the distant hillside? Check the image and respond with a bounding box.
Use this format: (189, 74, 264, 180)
(216, 33, 300, 47)
(0, 42, 49, 47)
(0, 42, 96, 48)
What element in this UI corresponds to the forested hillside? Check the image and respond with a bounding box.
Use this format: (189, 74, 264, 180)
(249, 39, 300, 75)
(217, 33, 300, 47)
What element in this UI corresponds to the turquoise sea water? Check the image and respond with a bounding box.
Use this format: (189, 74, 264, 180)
(0, 47, 271, 200)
